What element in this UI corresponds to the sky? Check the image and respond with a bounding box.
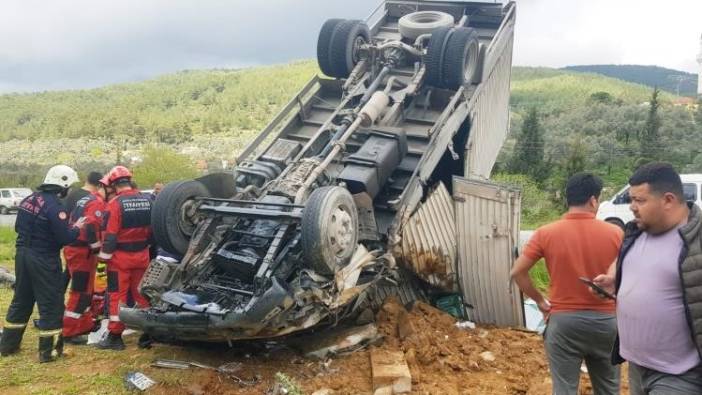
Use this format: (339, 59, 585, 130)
(0, 0, 700, 93)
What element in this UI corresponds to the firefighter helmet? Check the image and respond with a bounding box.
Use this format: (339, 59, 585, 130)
(107, 166, 132, 185)
(42, 165, 79, 189)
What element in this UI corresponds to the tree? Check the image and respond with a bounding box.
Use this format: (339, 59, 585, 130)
(507, 107, 548, 182)
(132, 146, 199, 188)
(589, 91, 613, 104)
(639, 87, 661, 162)
(563, 138, 587, 179)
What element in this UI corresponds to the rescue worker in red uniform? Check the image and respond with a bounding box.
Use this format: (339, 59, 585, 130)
(62, 174, 106, 344)
(96, 166, 153, 350)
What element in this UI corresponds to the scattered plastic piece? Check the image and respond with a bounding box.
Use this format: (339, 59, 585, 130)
(455, 321, 476, 330)
(124, 372, 156, 391)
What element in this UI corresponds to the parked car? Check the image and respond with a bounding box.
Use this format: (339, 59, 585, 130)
(596, 174, 702, 229)
(0, 188, 33, 214)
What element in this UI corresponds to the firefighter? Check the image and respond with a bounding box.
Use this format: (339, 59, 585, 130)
(0, 165, 85, 363)
(96, 166, 152, 350)
(62, 174, 107, 344)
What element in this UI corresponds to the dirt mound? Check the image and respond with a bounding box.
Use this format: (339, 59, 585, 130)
(149, 297, 619, 394)
(375, 296, 548, 394)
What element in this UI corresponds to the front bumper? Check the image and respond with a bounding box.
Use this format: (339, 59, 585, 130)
(120, 277, 297, 342)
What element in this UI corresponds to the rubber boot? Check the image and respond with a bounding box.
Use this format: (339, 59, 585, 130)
(55, 335, 64, 357)
(137, 333, 153, 349)
(64, 334, 89, 345)
(96, 333, 125, 351)
(0, 326, 26, 356)
(38, 335, 62, 363)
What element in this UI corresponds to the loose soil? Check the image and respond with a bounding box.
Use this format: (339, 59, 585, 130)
(149, 297, 629, 395)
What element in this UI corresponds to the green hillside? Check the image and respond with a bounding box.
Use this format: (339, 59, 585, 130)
(511, 67, 674, 113)
(0, 62, 700, 193)
(0, 61, 317, 143)
(563, 65, 698, 97)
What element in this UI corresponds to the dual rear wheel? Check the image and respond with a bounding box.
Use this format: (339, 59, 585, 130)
(317, 19, 370, 79)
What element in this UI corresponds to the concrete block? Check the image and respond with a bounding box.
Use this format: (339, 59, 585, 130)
(371, 349, 412, 394)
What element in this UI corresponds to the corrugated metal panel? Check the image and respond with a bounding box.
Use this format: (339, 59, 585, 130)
(465, 34, 514, 179)
(453, 176, 523, 327)
(401, 182, 457, 291)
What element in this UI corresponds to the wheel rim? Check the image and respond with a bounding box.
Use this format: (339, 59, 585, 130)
(462, 40, 479, 83)
(327, 205, 355, 259)
(351, 35, 366, 64)
(178, 199, 200, 236)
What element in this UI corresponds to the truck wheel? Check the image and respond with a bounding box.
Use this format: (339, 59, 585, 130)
(441, 27, 480, 90)
(398, 11, 454, 40)
(152, 180, 209, 256)
(327, 20, 370, 79)
(0, 206, 7, 215)
(317, 18, 345, 78)
(301, 186, 359, 275)
(425, 26, 453, 88)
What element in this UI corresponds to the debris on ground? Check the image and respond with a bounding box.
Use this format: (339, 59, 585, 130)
(455, 320, 476, 330)
(152, 358, 257, 386)
(87, 319, 108, 345)
(370, 349, 411, 394)
(296, 323, 381, 360)
(124, 372, 156, 391)
(142, 296, 626, 395)
(479, 351, 496, 362)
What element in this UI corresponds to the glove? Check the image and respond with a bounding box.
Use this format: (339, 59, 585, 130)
(73, 217, 87, 229)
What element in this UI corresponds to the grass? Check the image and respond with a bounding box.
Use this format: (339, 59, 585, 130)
(0, 226, 221, 394)
(0, 227, 16, 265)
(529, 260, 551, 294)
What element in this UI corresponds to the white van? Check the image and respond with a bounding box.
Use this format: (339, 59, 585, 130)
(0, 188, 32, 215)
(596, 174, 702, 228)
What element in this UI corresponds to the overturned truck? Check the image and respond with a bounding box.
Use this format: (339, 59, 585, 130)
(121, 0, 520, 342)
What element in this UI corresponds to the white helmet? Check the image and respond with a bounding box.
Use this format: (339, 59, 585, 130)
(43, 165, 79, 188)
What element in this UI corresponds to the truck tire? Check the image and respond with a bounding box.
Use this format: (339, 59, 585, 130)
(327, 20, 370, 79)
(301, 186, 359, 275)
(317, 18, 345, 78)
(0, 206, 7, 215)
(398, 11, 454, 40)
(152, 180, 209, 256)
(425, 26, 453, 88)
(441, 27, 480, 90)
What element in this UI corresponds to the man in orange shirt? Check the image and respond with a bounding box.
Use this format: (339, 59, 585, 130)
(511, 173, 623, 395)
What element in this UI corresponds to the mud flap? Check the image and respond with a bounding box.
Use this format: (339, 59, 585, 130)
(195, 172, 236, 198)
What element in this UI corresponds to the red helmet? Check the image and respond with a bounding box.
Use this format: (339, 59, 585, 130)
(98, 175, 111, 186)
(107, 165, 132, 185)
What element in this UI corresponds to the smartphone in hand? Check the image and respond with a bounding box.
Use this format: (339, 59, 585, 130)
(579, 277, 616, 300)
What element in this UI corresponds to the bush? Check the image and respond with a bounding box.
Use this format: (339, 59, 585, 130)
(492, 173, 561, 228)
(132, 146, 200, 188)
